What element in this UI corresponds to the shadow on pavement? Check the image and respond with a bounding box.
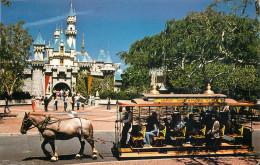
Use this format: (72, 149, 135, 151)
(22, 154, 93, 161)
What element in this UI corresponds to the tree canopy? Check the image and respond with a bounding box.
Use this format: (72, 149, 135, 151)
(1, 0, 11, 6)
(118, 6, 259, 101)
(0, 21, 33, 97)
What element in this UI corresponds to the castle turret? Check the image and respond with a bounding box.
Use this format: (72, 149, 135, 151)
(33, 30, 45, 61)
(54, 24, 60, 43)
(81, 33, 85, 54)
(32, 30, 45, 96)
(65, 1, 77, 48)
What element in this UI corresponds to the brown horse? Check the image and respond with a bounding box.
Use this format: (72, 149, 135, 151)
(20, 112, 98, 161)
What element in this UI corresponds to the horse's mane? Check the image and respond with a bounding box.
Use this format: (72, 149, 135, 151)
(29, 113, 59, 119)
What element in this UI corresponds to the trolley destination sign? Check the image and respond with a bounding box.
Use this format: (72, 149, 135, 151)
(154, 98, 225, 103)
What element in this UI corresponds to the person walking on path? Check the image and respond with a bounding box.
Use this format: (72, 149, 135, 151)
(107, 96, 111, 110)
(55, 98, 58, 111)
(44, 97, 49, 112)
(64, 95, 68, 112)
(4, 97, 11, 114)
(71, 94, 75, 111)
(76, 94, 80, 111)
(53, 98, 58, 111)
(91, 94, 95, 106)
(31, 96, 36, 112)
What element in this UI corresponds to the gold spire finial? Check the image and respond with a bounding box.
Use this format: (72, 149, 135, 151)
(60, 25, 63, 33)
(203, 84, 214, 95)
(150, 85, 159, 95)
(71, 0, 72, 7)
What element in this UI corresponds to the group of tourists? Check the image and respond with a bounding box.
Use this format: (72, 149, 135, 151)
(52, 92, 83, 112)
(117, 106, 238, 148)
(30, 88, 89, 112)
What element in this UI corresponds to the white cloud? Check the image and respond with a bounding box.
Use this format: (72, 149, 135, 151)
(24, 10, 91, 27)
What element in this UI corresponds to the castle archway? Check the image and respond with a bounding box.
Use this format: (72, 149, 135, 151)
(53, 82, 71, 96)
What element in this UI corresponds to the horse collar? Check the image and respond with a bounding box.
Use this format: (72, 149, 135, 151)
(37, 116, 51, 131)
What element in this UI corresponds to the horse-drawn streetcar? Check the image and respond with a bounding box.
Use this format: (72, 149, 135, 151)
(112, 85, 255, 158)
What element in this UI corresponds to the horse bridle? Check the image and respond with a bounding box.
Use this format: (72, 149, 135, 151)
(23, 115, 51, 131)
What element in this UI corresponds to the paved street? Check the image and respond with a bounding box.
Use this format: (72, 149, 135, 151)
(0, 132, 116, 165)
(0, 104, 259, 164)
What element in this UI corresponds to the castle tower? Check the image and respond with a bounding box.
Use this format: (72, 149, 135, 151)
(81, 33, 85, 54)
(33, 30, 45, 61)
(65, 1, 77, 49)
(54, 24, 60, 43)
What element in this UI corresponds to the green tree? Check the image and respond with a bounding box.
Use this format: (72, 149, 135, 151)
(118, 7, 259, 101)
(75, 71, 102, 98)
(210, 0, 259, 16)
(1, 0, 11, 6)
(164, 8, 259, 92)
(0, 21, 33, 98)
(121, 66, 151, 93)
(101, 74, 114, 92)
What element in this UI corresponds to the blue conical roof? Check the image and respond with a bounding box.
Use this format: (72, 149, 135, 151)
(53, 31, 70, 51)
(82, 55, 88, 62)
(104, 51, 112, 63)
(69, 2, 75, 16)
(97, 49, 106, 62)
(33, 31, 45, 45)
(115, 70, 122, 81)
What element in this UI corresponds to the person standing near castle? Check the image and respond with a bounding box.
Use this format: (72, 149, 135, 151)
(4, 97, 11, 114)
(44, 97, 49, 112)
(76, 93, 80, 110)
(71, 94, 75, 111)
(107, 96, 111, 110)
(64, 95, 68, 112)
(31, 96, 36, 112)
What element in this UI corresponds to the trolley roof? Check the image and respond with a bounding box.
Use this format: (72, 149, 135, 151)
(117, 98, 254, 107)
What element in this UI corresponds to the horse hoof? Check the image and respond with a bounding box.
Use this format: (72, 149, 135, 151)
(50, 156, 58, 162)
(75, 154, 82, 159)
(92, 154, 97, 160)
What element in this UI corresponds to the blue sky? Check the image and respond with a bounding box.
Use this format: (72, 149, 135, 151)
(1, 0, 256, 63)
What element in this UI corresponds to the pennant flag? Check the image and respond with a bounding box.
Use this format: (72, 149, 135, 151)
(45, 76, 50, 94)
(88, 77, 93, 94)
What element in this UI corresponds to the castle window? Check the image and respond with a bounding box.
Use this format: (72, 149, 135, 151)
(60, 46, 64, 53)
(70, 27, 72, 30)
(60, 59, 64, 66)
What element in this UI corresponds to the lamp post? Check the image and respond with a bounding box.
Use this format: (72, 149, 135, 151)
(159, 51, 167, 93)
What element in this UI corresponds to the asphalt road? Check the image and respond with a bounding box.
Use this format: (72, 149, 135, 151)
(0, 130, 259, 165)
(0, 132, 117, 165)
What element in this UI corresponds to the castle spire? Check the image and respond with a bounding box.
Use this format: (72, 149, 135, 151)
(81, 33, 85, 54)
(69, 0, 75, 16)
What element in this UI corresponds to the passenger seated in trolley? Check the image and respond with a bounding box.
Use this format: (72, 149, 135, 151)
(116, 106, 133, 147)
(143, 112, 159, 147)
(186, 114, 198, 140)
(206, 115, 220, 146)
(171, 117, 187, 136)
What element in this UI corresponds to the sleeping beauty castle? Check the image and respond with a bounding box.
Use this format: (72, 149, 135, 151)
(22, 2, 123, 97)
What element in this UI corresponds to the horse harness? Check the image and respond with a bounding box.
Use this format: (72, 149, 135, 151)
(25, 115, 110, 145)
(26, 116, 83, 134)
